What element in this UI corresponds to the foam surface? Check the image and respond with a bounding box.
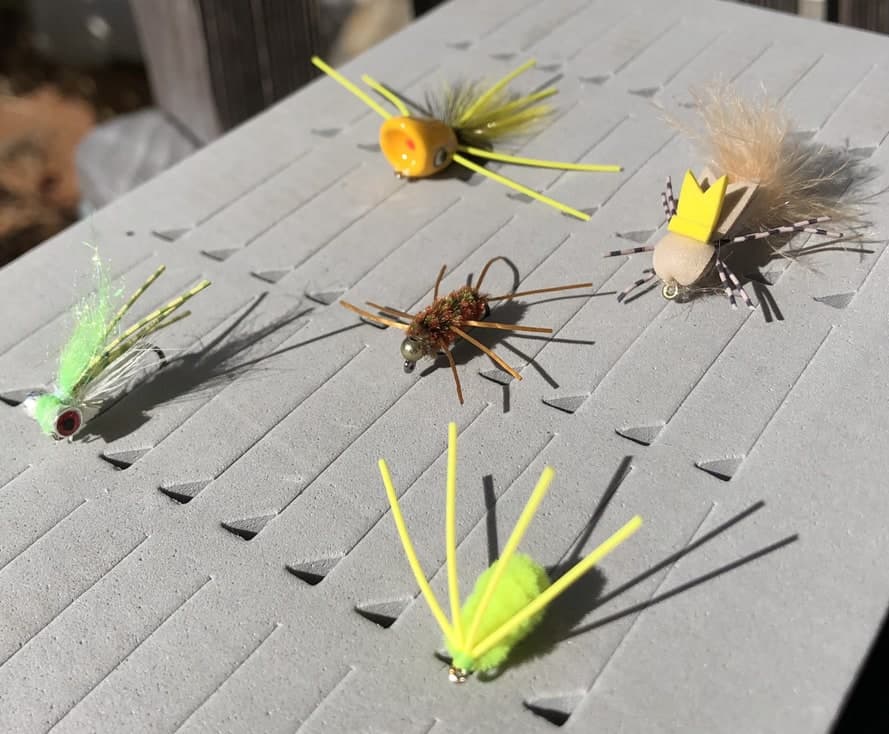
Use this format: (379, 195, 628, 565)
(2, 1, 888, 731)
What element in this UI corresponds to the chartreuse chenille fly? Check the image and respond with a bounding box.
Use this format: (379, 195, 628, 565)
(377, 422, 642, 682)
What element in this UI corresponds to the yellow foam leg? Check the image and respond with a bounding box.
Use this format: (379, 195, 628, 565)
(361, 75, 410, 117)
(464, 466, 556, 650)
(470, 515, 643, 660)
(452, 153, 590, 221)
(667, 170, 727, 243)
(311, 56, 392, 120)
(445, 423, 464, 649)
(378, 458, 457, 647)
(459, 145, 622, 172)
(458, 59, 537, 125)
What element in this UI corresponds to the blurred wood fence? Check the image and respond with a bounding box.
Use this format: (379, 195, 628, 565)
(736, 0, 889, 32)
(837, 0, 889, 32)
(130, 0, 889, 143)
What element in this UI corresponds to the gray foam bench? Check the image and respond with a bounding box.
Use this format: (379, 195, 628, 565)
(1, 1, 888, 731)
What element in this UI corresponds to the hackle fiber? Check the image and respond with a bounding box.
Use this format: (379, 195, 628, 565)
(428, 80, 553, 149)
(57, 249, 116, 398)
(33, 249, 115, 434)
(675, 84, 855, 231)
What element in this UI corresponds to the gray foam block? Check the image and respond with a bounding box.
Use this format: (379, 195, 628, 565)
(1, 0, 889, 731)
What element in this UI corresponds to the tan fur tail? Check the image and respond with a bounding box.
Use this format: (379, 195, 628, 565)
(673, 84, 857, 230)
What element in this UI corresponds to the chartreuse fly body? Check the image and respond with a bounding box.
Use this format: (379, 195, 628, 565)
(378, 422, 643, 682)
(24, 247, 211, 439)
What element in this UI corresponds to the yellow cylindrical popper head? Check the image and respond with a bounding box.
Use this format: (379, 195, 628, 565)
(379, 116, 459, 178)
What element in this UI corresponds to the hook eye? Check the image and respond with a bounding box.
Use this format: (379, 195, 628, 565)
(662, 282, 679, 300)
(448, 666, 469, 684)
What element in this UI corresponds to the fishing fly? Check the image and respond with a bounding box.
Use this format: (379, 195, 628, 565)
(606, 85, 850, 308)
(340, 257, 592, 404)
(311, 56, 621, 220)
(23, 247, 211, 439)
(378, 422, 642, 682)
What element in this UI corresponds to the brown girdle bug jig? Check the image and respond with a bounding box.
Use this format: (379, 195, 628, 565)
(340, 257, 592, 403)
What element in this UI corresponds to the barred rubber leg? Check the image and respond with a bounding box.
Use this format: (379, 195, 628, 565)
(714, 258, 738, 309)
(665, 176, 677, 216)
(604, 244, 656, 257)
(714, 216, 844, 246)
(797, 226, 845, 237)
(661, 190, 671, 218)
(720, 259, 755, 310)
(617, 269, 657, 303)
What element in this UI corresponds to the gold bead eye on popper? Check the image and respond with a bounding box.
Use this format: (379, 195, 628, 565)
(22, 245, 211, 440)
(339, 256, 593, 405)
(310, 56, 622, 220)
(605, 84, 852, 309)
(378, 422, 643, 683)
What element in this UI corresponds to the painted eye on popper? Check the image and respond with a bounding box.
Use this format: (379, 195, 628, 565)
(339, 257, 592, 404)
(605, 84, 851, 309)
(378, 422, 642, 682)
(310, 56, 622, 221)
(23, 246, 211, 440)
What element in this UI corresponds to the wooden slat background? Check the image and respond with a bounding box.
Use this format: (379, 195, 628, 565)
(197, 0, 323, 132)
(131, 0, 889, 143)
(736, 0, 798, 11)
(839, 0, 889, 32)
(130, 0, 325, 139)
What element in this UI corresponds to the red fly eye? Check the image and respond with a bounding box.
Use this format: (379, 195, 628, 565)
(55, 409, 82, 437)
(405, 138, 416, 150)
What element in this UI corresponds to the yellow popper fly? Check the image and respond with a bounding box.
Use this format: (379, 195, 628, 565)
(378, 423, 642, 682)
(23, 248, 211, 439)
(311, 56, 621, 220)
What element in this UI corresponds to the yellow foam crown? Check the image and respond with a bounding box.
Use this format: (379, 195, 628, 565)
(667, 170, 728, 243)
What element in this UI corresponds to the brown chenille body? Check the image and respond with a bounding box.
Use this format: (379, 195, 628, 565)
(407, 285, 489, 358)
(337, 257, 593, 404)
